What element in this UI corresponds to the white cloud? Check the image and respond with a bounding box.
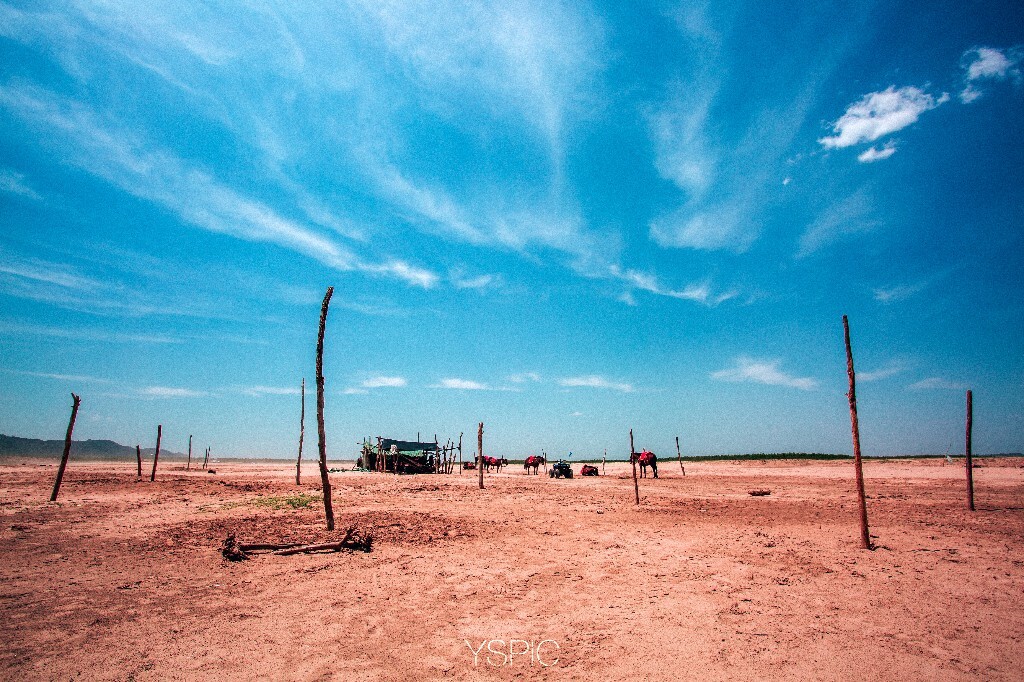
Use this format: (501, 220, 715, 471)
(711, 357, 817, 390)
(858, 361, 907, 382)
(874, 281, 929, 303)
(858, 142, 897, 163)
(798, 190, 879, 258)
(558, 375, 633, 392)
(361, 376, 407, 388)
(0, 168, 43, 201)
(819, 86, 946, 149)
(508, 372, 541, 384)
(3, 368, 111, 384)
(609, 266, 738, 307)
(452, 273, 496, 290)
(237, 385, 301, 397)
(909, 377, 968, 390)
(960, 47, 1021, 103)
(434, 378, 489, 390)
(140, 386, 205, 398)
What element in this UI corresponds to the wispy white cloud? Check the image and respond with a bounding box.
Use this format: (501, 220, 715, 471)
(0, 168, 43, 201)
(858, 361, 908, 382)
(558, 375, 633, 393)
(960, 46, 1021, 103)
(0, 320, 183, 344)
(711, 357, 817, 390)
(0, 84, 438, 289)
(2, 368, 111, 384)
(451, 272, 497, 290)
(434, 378, 489, 390)
(236, 385, 302, 397)
(874, 280, 929, 303)
(909, 377, 968, 390)
(797, 189, 879, 258)
(858, 142, 897, 163)
(140, 386, 206, 398)
(606, 266, 737, 307)
(508, 372, 541, 384)
(361, 376, 407, 388)
(819, 86, 947, 150)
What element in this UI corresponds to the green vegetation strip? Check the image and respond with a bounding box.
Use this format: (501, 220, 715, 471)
(250, 493, 322, 510)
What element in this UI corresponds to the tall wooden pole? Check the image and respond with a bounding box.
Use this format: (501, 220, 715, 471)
(296, 378, 305, 485)
(477, 422, 484, 489)
(149, 424, 162, 482)
(186, 434, 192, 471)
(316, 287, 336, 530)
(843, 315, 872, 550)
(203, 446, 209, 469)
(136, 445, 142, 477)
(629, 429, 639, 505)
(49, 393, 81, 501)
(966, 390, 975, 511)
(676, 436, 685, 475)
(458, 432, 463, 475)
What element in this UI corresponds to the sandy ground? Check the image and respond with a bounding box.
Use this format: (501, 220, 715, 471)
(1, 456, 1022, 681)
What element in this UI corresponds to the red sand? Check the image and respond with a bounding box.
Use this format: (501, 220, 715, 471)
(1, 457, 1022, 680)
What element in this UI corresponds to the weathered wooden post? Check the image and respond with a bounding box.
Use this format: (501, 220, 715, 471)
(676, 436, 685, 475)
(49, 393, 81, 501)
(843, 315, 872, 550)
(316, 286, 336, 530)
(136, 445, 142, 477)
(296, 377, 305, 485)
(966, 390, 975, 511)
(629, 429, 639, 505)
(202, 446, 209, 469)
(186, 434, 192, 471)
(149, 424, 162, 482)
(477, 422, 484, 490)
(458, 432, 463, 475)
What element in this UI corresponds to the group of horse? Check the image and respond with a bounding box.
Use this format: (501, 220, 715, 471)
(476, 451, 657, 478)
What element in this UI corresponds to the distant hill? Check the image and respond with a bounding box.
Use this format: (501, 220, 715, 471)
(0, 434, 185, 460)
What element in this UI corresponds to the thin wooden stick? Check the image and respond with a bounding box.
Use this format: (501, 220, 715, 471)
(136, 445, 142, 477)
(459, 432, 463, 475)
(630, 429, 639, 505)
(966, 390, 975, 511)
(296, 377, 305, 485)
(676, 436, 685, 475)
(477, 422, 484, 489)
(203, 446, 209, 469)
(186, 434, 192, 471)
(316, 286, 336, 530)
(843, 315, 872, 550)
(150, 424, 162, 482)
(49, 393, 81, 501)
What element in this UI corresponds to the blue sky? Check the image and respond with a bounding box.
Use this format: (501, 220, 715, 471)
(1, 1, 1021, 458)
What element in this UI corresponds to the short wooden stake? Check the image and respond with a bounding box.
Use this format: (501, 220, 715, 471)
(676, 436, 685, 475)
(966, 390, 975, 511)
(296, 377, 305, 485)
(843, 315, 872, 550)
(316, 286, 336, 530)
(136, 445, 142, 477)
(150, 424, 162, 482)
(49, 393, 81, 501)
(629, 429, 639, 505)
(186, 434, 192, 471)
(477, 422, 484, 490)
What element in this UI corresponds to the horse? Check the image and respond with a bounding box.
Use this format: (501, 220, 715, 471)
(523, 455, 545, 475)
(580, 464, 599, 477)
(631, 450, 659, 478)
(483, 456, 508, 473)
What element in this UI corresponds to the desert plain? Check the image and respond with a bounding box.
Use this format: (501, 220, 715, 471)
(1, 456, 1022, 681)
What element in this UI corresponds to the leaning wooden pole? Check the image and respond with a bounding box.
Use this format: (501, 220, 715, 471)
(966, 390, 975, 511)
(186, 434, 192, 471)
(477, 422, 484, 490)
(150, 424, 162, 482)
(843, 315, 872, 550)
(316, 286, 336, 531)
(676, 436, 685, 475)
(136, 445, 142, 477)
(49, 393, 81, 501)
(296, 377, 305, 485)
(629, 429, 639, 505)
